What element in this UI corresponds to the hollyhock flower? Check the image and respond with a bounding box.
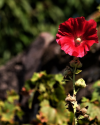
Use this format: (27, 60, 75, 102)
(56, 17, 98, 57)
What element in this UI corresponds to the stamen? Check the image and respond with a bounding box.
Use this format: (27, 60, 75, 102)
(76, 38, 81, 42)
(75, 37, 82, 47)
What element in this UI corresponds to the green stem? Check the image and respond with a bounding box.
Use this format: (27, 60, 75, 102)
(73, 68, 77, 125)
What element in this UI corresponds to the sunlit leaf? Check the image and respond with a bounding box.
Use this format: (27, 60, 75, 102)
(55, 74, 65, 84)
(75, 69, 82, 74)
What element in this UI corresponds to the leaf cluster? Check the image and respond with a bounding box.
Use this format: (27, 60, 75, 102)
(23, 71, 73, 125)
(0, 90, 23, 125)
(80, 80, 100, 125)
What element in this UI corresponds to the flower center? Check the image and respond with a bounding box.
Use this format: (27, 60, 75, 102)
(75, 37, 82, 46)
(76, 37, 81, 43)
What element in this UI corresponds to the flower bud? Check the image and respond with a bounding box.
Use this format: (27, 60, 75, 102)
(75, 78, 86, 88)
(76, 104, 80, 111)
(70, 57, 82, 68)
(65, 94, 76, 103)
(81, 108, 87, 115)
(84, 114, 89, 119)
(63, 66, 73, 79)
(80, 106, 88, 115)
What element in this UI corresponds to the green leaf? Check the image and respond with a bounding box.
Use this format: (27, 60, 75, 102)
(54, 84, 66, 101)
(7, 95, 19, 103)
(4, 102, 15, 112)
(78, 115, 85, 120)
(87, 103, 100, 121)
(47, 79, 55, 89)
(16, 109, 24, 119)
(31, 71, 46, 82)
(63, 79, 70, 82)
(55, 74, 65, 84)
(92, 80, 100, 103)
(81, 101, 100, 121)
(75, 69, 82, 74)
(1, 112, 14, 122)
(39, 84, 46, 92)
(39, 100, 69, 124)
(40, 100, 49, 107)
(91, 92, 99, 102)
(82, 97, 89, 103)
(25, 81, 31, 91)
(0, 101, 4, 107)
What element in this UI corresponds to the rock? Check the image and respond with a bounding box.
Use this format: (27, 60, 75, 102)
(0, 32, 55, 99)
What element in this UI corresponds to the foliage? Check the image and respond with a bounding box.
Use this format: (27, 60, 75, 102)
(80, 80, 100, 124)
(23, 72, 100, 125)
(22, 71, 74, 125)
(1, 72, 100, 125)
(0, 0, 98, 64)
(0, 0, 34, 64)
(0, 90, 23, 125)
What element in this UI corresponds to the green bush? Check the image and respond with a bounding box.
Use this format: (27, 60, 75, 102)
(0, 90, 23, 125)
(1, 72, 100, 125)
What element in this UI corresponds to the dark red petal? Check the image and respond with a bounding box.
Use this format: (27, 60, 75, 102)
(86, 40, 98, 46)
(82, 19, 97, 39)
(56, 30, 73, 44)
(86, 32, 98, 43)
(72, 17, 85, 37)
(56, 17, 85, 40)
(59, 18, 73, 34)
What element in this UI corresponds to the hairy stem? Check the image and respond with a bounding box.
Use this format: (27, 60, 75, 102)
(73, 68, 77, 125)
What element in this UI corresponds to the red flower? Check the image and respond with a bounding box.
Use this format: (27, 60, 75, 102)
(56, 17, 98, 57)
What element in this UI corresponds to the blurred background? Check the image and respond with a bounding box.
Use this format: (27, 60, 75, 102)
(0, 0, 99, 64)
(0, 0, 100, 125)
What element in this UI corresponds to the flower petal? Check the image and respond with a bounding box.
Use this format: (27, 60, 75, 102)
(82, 19, 97, 39)
(59, 37, 75, 56)
(72, 17, 85, 37)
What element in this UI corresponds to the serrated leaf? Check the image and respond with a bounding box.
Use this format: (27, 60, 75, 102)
(31, 71, 46, 82)
(47, 79, 55, 88)
(55, 84, 66, 101)
(82, 97, 89, 103)
(75, 69, 82, 74)
(25, 81, 31, 91)
(55, 74, 65, 84)
(92, 80, 100, 103)
(39, 84, 46, 92)
(1, 113, 14, 122)
(88, 103, 100, 121)
(93, 80, 100, 88)
(78, 115, 85, 120)
(40, 100, 49, 107)
(7, 95, 19, 103)
(81, 102, 100, 121)
(0, 101, 4, 107)
(63, 79, 70, 82)
(39, 100, 70, 124)
(16, 109, 24, 119)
